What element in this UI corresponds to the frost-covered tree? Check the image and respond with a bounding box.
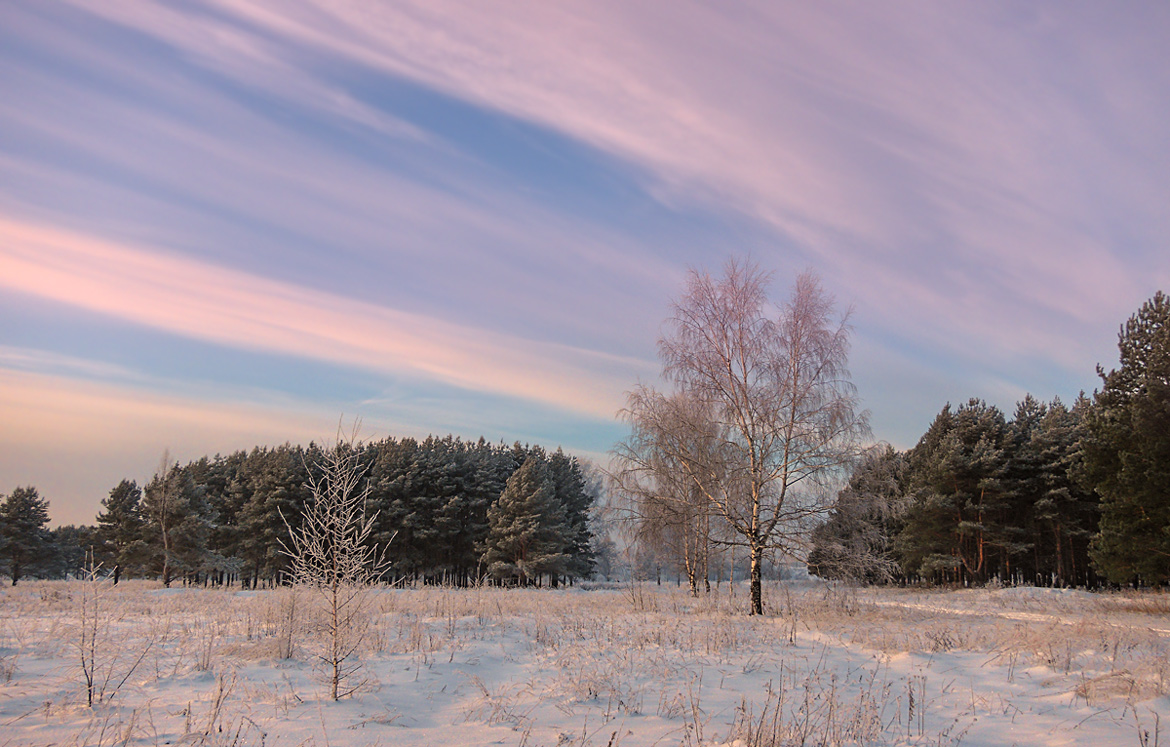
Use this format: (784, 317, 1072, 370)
(281, 422, 389, 700)
(619, 260, 868, 614)
(613, 390, 719, 595)
(808, 445, 907, 583)
(480, 455, 568, 585)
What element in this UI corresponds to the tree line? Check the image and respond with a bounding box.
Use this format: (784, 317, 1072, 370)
(0, 435, 599, 587)
(810, 291, 1169, 587)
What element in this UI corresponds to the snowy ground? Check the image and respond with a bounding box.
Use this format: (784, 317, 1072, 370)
(1, 580, 1167, 746)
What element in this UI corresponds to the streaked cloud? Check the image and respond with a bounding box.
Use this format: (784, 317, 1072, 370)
(0, 217, 654, 420)
(59, 0, 1166, 368)
(1, 0, 1166, 523)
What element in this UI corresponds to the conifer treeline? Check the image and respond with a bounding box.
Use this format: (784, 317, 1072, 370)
(808, 396, 1099, 586)
(810, 291, 1170, 588)
(94, 436, 597, 587)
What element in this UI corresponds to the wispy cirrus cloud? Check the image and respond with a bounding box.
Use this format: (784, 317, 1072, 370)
(14, 0, 1166, 375)
(3, 1, 690, 358)
(0, 217, 654, 420)
(172, 0, 1167, 365)
(3, 0, 1167, 524)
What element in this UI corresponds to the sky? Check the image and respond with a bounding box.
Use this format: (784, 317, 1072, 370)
(2, 1, 1168, 526)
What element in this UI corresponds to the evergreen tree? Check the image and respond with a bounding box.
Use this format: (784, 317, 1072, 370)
(96, 479, 148, 580)
(142, 462, 216, 586)
(1083, 291, 1170, 584)
(366, 437, 418, 581)
(190, 452, 248, 584)
(896, 400, 1009, 583)
(45, 524, 98, 579)
(237, 446, 310, 586)
(80, 432, 593, 587)
(373, 437, 445, 581)
(463, 438, 519, 581)
(480, 455, 568, 584)
(1007, 396, 1098, 586)
(414, 436, 471, 581)
(548, 449, 595, 583)
(809, 445, 908, 583)
(0, 486, 51, 585)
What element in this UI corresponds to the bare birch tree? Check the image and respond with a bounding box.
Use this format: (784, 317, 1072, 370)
(612, 390, 717, 596)
(281, 420, 390, 700)
(144, 451, 176, 587)
(618, 259, 868, 615)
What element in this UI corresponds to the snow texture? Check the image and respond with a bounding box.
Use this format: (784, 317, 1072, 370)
(0, 580, 1167, 746)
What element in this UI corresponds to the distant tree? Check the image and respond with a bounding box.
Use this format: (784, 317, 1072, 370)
(480, 455, 568, 585)
(808, 445, 908, 583)
(0, 486, 51, 585)
(45, 524, 99, 579)
(583, 464, 622, 582)
(612, 390, 718, 596)
(1083, 291, 1170, 584)
(96, 479, 148, 581)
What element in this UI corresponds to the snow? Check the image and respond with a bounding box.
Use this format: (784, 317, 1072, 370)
(1, 580, 1167, 746)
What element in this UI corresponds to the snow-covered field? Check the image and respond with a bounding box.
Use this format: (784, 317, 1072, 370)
(1, 580, 1167, 746)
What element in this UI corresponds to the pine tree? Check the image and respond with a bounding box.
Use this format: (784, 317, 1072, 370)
(237, 446, 310, 586)
(366, 437, 417, 582)
(414, 437, 470, 581)
(1008, 397, 1098, 586)
(896, 401, 1008, 583)
(464, 439, 518, 581)
(1083, 291, 1170, 584)
(190, 452, 248, 585)
(548, 449, 595, 584)
(480, 455, 568, 585)
(96, 479, 148, 580)
(0, 486, 51, 585)
(142, 461, 216, 586)
(382, 438, 447, 581)
(45, 524, 98, 579)
(809, 445, 908, 583)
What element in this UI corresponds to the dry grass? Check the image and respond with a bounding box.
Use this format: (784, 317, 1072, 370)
(0, 579, 1167, 746)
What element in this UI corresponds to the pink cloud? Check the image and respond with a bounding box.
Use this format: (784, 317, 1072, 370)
(166, 0, 1166, 369)
(0, 216, 653, 420)
(0, 366, 344, 525)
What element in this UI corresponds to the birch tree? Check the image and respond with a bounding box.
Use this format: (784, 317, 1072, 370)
(619, 259, 868, 614)
(613, 390, 718, 596)
(281, 421, 389, 700)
